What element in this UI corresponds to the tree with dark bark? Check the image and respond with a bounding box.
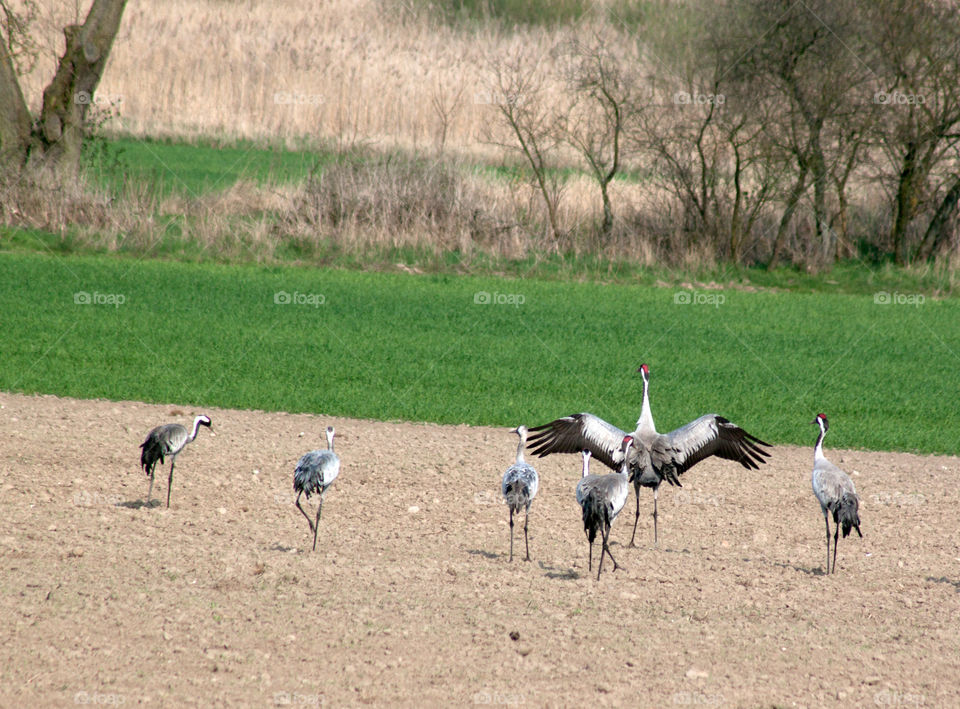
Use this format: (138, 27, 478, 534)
(0, 0, 127, 173)
(867, 0, 960, 264)
(733, 0, 872, 268)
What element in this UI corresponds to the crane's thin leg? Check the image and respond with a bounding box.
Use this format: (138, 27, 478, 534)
(312, 495, 324, 552)
(166, 459, 176, 508)
(832, 518, 840, 575)
(823, 511, 831, 574)
(587, 536, 593, 572)
(596, 533, 605, 580)
(295, 490, 316, 537)
(523, 506, 531, 562)
(508, 508, 515, 562)
(652, 486, 659, 546)
(602, 523, 621, 573)
(628, 482, 641, 547)
(146, 472, 154, 504)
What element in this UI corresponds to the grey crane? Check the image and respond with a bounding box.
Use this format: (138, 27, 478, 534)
(293, 426, 341, 552)
(528, 363, 771, 546)
(139, 414, 212, 507)
(811, 414, 862, 574)
(501, 425, 539, 562)
(576, 436, 632, 579)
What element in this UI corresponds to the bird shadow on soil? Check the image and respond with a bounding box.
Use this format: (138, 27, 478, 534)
(538, 561, 579, 580)
(268, 544, 297, 553)
(772, 561, 828, 576)
(464, 550, 580, 579)
(466, 549, 500, 560)
(926, 576, 960, 593)
(116, 499, 160, 509)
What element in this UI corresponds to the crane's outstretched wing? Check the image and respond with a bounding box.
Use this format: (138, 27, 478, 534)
(652, 414, 770, 484)
(527, 413, 627, 471)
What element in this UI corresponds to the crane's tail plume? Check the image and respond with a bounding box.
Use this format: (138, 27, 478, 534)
(581, 491, 609, 544)
(139, 437, 163, 476)
(503, 480, 529, 511)
(838, 492, 862, 538)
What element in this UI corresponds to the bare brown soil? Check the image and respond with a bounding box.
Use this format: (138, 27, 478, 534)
(1, 392, 958, 707)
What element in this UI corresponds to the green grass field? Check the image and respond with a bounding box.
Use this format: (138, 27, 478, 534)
(83, 136, 324, 197)
(1, 251, 956, 454)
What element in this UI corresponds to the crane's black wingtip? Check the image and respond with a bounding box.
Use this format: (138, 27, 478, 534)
(526, 422, 553, 433)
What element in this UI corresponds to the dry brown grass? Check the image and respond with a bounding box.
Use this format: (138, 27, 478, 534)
(15, 0, 601, 155)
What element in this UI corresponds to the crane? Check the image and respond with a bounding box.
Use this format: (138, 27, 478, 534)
(811, 414, 862, 574)
(576, 436, 632, 579)
(294, 426, 341, 552)
(501, 425, 539, 562)
(528, 364, 770, 546)
(139, 414, 212, 507)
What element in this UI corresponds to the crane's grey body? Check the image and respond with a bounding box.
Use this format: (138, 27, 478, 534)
(577, 438, 632, 579)
(501, 426, 539, 562)
(528, 364, 770, 546)
(139, 414, 212, 507)
(293, 426, 340, 551)
(811, 414, 862, 574)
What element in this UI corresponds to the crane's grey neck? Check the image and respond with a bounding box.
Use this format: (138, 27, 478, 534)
(581, 450, 590, 478)
(514, 427, 527, 465)
(636, 373, 655, 433)
(325, 427, 335, 451)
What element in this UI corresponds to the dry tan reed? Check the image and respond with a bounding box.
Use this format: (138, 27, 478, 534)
(16, 0, 619, 155)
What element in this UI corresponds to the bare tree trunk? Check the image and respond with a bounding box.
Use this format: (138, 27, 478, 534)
(0, 37, 32, 169)
(729, 138, 744, 262)
(917, 174, 960, 260)
(808, 129, 833, 265)
(600, 179, 613, 237)
(891, 141, 920, 265)
(769, 163, 808, 269)
(32, 0, 127, 170)
(834, 183, 852, 259)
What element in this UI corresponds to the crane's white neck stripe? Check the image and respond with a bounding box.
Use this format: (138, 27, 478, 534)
(636, 374, 656, 433)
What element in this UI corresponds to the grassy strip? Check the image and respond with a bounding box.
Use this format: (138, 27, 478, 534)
(82, 136, 325, 197)
(2, 220, 956, 298)
(1, 251, 956, 454)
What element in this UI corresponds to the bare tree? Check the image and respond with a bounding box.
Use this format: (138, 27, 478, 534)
(558, 34, 639, 239)
(734, 0, 872, 267)
(485, 48, 566, 245)
(431, 80, 466, 155)
(867, 0, 960, 264)
(0, 0, 128, 173)
(634, 7, 788, 265)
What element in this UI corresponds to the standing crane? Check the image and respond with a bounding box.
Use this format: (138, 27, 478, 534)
(500, 425, 539, 562)
(528, 364, 770, 546)
(576, 436, 632, 579)
(139, 414, 212, 508)
(293, 426, 341, 552)
(811, 414, 862, 574)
